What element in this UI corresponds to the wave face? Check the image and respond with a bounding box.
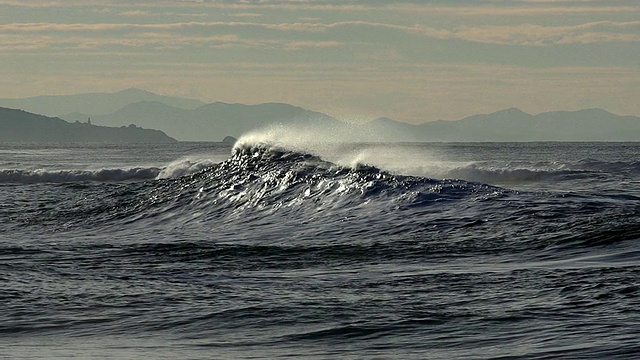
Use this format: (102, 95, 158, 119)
(2, 141, 640, 359)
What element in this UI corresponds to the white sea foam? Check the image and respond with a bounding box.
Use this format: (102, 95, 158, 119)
(235, 123, 444, 173)
(156, 157, 217, 179)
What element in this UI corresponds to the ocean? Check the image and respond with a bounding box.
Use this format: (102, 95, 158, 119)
(1, 137, 639, 359)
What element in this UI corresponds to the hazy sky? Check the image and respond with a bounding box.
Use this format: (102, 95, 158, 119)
(1, 0, 639, 122)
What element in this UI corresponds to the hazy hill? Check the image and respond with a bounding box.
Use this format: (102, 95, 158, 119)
(416, 108, 640, 142)
(416, 108, 535, 141)
(0, 107, 177, 143)
(0, 88, 205, 117)
(364, 117, 425, 142)
(64, 101, 342, 141)
(528, 108, 640, 141)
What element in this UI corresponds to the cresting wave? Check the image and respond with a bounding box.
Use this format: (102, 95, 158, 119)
(212, 141, 498, 209)
(35, 142, 503, 232)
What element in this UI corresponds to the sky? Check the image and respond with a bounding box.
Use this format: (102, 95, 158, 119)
(1, 0, 639, 123)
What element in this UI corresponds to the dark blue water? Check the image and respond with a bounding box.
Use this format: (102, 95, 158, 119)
(1, 140, 639, 359)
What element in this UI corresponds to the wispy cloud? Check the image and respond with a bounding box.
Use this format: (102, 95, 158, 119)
(0, 22, 346, 52)
(283, 40, 341, 50)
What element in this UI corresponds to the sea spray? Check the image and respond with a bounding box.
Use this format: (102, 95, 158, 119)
(234, 123, 453, 178)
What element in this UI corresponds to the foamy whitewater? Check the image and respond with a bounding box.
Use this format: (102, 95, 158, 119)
(1, 137, 639, 359)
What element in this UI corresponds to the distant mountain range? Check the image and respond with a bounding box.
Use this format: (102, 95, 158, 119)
(0, 107, 176, 143)
(1, 89, 639, 142)
(380, 107, 640, 142)
(62, 100, 340, 142)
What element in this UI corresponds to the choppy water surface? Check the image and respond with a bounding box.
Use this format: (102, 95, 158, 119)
(1, 141, 639, 359)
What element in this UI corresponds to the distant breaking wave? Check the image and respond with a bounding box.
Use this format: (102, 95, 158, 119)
(440, 159, 640, 184)
(442, 165, 587, 184)
(0, 168, 161, 184)
(0, 158, 218, 184)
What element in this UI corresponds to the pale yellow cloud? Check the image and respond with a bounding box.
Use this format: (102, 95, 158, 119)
(227, 13, 264, 18)
(0, 24, 345, 52)
(283, 40, 341, 50)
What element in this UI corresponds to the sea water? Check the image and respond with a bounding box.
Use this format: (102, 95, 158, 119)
(1, 140, 639, 359)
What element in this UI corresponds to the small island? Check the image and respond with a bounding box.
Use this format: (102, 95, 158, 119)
(222, 135, 237, 145)
(0, 107, 177, 143)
